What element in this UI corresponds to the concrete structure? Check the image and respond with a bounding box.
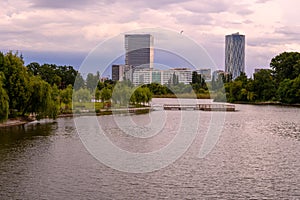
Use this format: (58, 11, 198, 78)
(172, 68, 193, 85)
(124, 65, 134, 81)
(225, 32, 245, 79)
(125, 34, 154, 69)
(111, 65, 125, 81)
(212, 70, 226, 81)
(132, 68, 152, 86)
(131, 68, 193, 86)
(195, 69, 212, 81)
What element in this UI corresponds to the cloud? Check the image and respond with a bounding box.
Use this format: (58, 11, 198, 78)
(275, 26, 300, 40)
(180, 0, 230, 13)
(255, 0, 271, 3)
(30, 0, 100, 9)
(173, 13, 214, 26)
(0, 0, 299, 75)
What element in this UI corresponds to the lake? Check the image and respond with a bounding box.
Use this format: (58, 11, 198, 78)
(0, 99, 299, 199)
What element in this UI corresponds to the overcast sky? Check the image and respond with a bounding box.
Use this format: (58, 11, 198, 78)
(1, 0, 299, 76)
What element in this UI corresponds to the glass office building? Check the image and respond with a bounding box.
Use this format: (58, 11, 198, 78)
(225, 33, 245, 79)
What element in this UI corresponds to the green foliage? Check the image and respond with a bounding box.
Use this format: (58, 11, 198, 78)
(146, 83, 167, 95)
(23, 76, 57, 119)
(0, 52, 31, 113)
(27, 62, 78, 89)
(191, 71, 208, 93)
(0, 72, 9, 122)
(277, 75, 300, 104)
(73, 88, 91, 102)
(100, 88, 112, 103)
(131, 87, 152, 105)
(86, 73, 99, 92)
(74, 73, 85, 91)
(217, 52, 300, 104)
(111, 83, 132, 106)
(253, 69, 276, 101)
(60, 84, 73, 110)
(270, 52, 300, 84)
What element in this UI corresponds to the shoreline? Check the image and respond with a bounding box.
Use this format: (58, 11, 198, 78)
(0, 117, 34, 128)
(232, 101, 300, 107)
(0, 107, 152, 128)
(1, 101, 299, 128)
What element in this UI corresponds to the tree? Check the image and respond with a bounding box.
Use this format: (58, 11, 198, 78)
(74, 88, 91, 102)
(60, 84, 73, 110)
(74, 73, 85, 90)
(57, 65, 77, 89)
(225, 80, 248, 102)
(146, 83, 167, 95)
(253, 69, 276, 101)
(0, 72, 9, 122)
(86, 73, 99, 92)
(100, 88, 112, 102)
(270, 52, 300, 84)
(111, 83, 131, 106)
(27, 62, 40, 76)
(277, 75, 300, 104)
(22, 76, 57, 119)
(0, 52, 31, 114)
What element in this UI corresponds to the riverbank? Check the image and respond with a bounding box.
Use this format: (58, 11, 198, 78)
(0, 117, 34, 128)
(0, 107, 152, 128)
(233, 101, 300, 107)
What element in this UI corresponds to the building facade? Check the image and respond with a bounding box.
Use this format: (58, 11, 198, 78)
(132, 69, 152, 86)
(225, 33, 245, 79)
(195, 69, 212, 81)
(111, 65, 125, 81)
(125, 34, 154, 69)
(131, 68, 193, 86)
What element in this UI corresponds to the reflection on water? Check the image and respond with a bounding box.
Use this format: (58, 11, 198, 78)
(0, 101, 299, 199)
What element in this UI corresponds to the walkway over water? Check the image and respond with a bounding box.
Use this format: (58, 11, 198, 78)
(162, 103, 235, 111)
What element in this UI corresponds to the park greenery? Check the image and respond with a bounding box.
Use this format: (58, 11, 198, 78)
(214, 52, 300, 104)
(0, 51, 299, 122)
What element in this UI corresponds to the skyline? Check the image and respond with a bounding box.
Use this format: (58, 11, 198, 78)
(1, 0, 299, 76)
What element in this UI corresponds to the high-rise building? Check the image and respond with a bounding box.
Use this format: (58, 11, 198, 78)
(125, 34, 154, 69)
(111, 64, 125, 81)
(225, 32, 245, 79)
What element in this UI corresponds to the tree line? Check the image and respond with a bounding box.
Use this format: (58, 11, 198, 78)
(214, 52, 300, 104)
(1, 51, 299, 122)
(0, 52, 82, 121)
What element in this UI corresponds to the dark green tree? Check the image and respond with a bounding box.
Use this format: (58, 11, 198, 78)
(253, 69, 276, 101)
(0, 52, 31, 113)
(0, 72, 9, 122)
(277, 75, 300, 104)
(22, 76, 57, 119)
(270, 52, 300, 84)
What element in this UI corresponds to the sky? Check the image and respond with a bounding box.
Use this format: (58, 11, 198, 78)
(1, 0, 300, 76)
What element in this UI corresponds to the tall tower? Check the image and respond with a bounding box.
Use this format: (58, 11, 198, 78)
(225, 32, 245, 79)
(125, 34, 154, 69)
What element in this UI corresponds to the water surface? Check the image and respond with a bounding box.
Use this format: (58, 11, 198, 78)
(0, 99, 299, 199)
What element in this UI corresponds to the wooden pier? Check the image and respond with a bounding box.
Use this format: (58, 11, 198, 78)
(163, 104, 235, 111)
